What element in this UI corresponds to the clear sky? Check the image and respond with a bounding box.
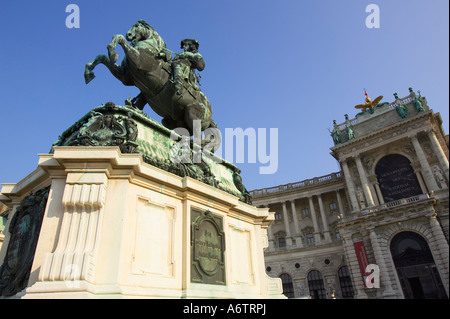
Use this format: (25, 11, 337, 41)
(0, 0, 448, 192)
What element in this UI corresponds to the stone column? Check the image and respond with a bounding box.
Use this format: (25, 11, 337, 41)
(427, 129, 449, 181)
(317, 195, 331, 242)
(341, 160, 360, 212)
(267, 225, 275, 251)
(355, 155, 375, 207)
(335, 189, 345, 217)
(369, 183, 379, 206)
(410, 134, 439, 192)
(266, 205, 276, 251)
(308, 196, 321, 244)
(416, 170, 429, 193)
(411, 162, 429, 194)
(290, 200, 303, 248)
(429, 216, 449, 295)
(369, 229, 396, 298)
(373, 182, 385, 204)
(282, 202, 293, 247)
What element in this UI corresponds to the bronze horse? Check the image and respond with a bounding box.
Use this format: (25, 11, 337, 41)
(84, 20, 215, 135)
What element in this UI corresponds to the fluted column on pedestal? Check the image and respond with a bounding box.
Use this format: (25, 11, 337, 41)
(39, 174, 107, 283)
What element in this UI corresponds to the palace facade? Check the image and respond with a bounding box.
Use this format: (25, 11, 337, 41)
(250, 88, 449, 299)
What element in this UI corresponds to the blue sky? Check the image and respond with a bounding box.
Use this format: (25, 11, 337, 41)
(0, 0, 448, 192)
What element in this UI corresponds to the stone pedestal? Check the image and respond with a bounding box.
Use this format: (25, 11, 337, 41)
(0, 147, 283, 298)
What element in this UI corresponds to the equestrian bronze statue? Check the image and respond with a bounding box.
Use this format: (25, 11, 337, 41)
(85, 20, 216, 135)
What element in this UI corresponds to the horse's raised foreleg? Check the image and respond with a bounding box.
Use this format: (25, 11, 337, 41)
(84, 54, 132, 86)
(84, 54, 106, 84)
(84, 34, 131, 84)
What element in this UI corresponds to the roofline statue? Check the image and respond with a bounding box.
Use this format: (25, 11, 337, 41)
(84, 20, 216, 135)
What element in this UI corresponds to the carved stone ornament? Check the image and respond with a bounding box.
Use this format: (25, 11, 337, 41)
(191, 209, 226, 285)
(0, 186, 50, 297)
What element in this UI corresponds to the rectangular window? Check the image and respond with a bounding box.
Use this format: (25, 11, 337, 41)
(329, 202, 337, 211)
(278, 237, 286, 248)
(306, 233, 315, 245)
(302, 208, 309, 217)
(335, 229, 341, 240)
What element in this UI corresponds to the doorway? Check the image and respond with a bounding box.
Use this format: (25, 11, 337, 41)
(390, 231, 447, 299)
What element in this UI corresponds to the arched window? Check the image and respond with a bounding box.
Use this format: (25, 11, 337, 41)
(307, 270, 326, 299)
(390, 231, 447, 299)
(338, 266, 354, 298)
(375, 154, 422, 202)
(279, 273, 295, 298)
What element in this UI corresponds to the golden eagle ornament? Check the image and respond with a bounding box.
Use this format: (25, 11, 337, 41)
(355, 89, 383, 110)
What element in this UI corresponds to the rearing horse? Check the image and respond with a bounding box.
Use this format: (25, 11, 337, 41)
(84, 20, 215, 135)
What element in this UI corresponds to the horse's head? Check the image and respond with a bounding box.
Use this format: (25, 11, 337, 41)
(126, 20, 166, 49)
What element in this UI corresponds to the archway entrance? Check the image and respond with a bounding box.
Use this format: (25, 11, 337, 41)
(390, 232, 447, 299)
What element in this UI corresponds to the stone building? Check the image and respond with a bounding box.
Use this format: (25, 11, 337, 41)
(250, 88, 449, 299)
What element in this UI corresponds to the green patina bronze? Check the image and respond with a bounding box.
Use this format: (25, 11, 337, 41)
(409, 87, 425, 114)
(191, 209, 226, 285)
(0, 186, 50, 297)
(84, 20, 216, 135)
(52, 102, 252, 205)
(394, 93, 408, 119)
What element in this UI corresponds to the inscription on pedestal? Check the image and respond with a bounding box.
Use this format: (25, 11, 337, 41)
(191, 209, 226, 285)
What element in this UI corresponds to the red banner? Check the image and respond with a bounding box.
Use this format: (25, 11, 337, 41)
(353, 240, 370, 287)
